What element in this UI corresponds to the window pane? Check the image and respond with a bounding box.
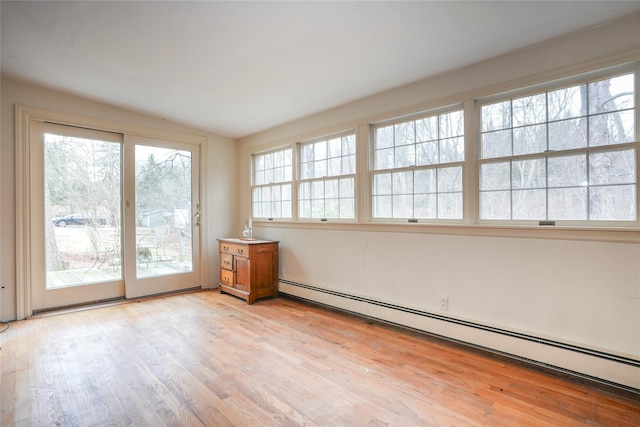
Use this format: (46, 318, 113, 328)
(549, 187, 587, 219)
(589, 110, 635, 147)
(393, 171, 413, 195)
(312, 199, 324, 218)
(512, 158, 545, 189)
(340, 178, 354, 198)
(373, 173, 392, 195)
(589, 73, 634, 115)
(325, 198, 339, 218)
(480, 191, 511, 219)
(300, 162, 312, 180)
(482, 100, 511, 132)
(481, 129, 512, 159)
(328, 138, 342, 158)
(480, 162, 510, 191)
(261, 187, 271, 202)
(513, 93, 546, 126)
(590, 185, 636, 220)
(548, 154, 587, 187)
(340, 198, 355, 218)
(255, 154, 265, 172)
(342, 154, 355, 174)
(299, 181, 310, 199)
(375, 148, 394, 170)
(282, 184, 291, 201)
(281, 201, 292, 217)
(273, 166, 284, 183)
(299, 199, 311, 217)
(589, 149, 636, 185)
(440, 110, 464, 138)
(273, 150, 283, 167)
(325, 179, 339, 198)
(416, 141, 438, 166)
(438, 167, 462, 192)
(311, 180, 324, 198)
(549, 118, 587, 151)
(264, 168, 274, 184)
(264, 153, 273, 169)
(416, 116, 438, 142)
(394, 145, 415, 168)
(438, 192, 462, 219)
(513, 124, 546, 155)
(376, 126, 394, 149)
(254, 170, 265, 186)
(440, 137, 464, 163)
(301, 144, 314, 163)
(414, 169, 436, 194)
(343, 135, 356, 154)
(393, 195, 413, 218)
(252, 188, 262, 216)
(313, 159, 327, 178)
(513, 189, 546, 219)
(373, 195, 392, 217)
(328, 157, 341, 177)
(395, 121, 415, 146)
(414, 194, 436, 218)
(314, 141, 327, 160)
(548, 84, 585, 120)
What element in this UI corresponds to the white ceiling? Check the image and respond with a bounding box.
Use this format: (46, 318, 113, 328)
(2, 1, 639, 139)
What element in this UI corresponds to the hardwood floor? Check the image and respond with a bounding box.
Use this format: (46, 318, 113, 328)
(1, 290, 638, 426)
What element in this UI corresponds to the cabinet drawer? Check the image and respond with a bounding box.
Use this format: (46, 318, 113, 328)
(220, 269, 234, 287)
(219, 242, 248, 258)
(220, 253, 233, 270)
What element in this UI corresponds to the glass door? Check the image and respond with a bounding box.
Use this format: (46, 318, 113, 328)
(123, 136, 201, 298)
(30, 122, 125, 311)
(29, 124, 201, 312)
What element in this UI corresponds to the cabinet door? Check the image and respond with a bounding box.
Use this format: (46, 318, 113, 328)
(234, 256, 250, 292)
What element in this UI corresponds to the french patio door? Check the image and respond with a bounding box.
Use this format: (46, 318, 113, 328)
(29, 122, 201, 312)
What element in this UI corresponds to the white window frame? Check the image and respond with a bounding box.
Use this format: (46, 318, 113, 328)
(297, 130, 357, 222)
(370, 106, 465, 223)
(251, 146, 294, 220)
(476, 67, 639, 227)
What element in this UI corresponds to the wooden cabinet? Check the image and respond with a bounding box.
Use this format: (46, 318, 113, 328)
(217, 238, 279, 304)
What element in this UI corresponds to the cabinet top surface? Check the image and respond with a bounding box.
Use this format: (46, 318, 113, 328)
(218, 238, 279, 245)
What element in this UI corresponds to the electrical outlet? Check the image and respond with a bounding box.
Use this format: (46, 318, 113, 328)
(280, 265, 285, 276)
(439, 296, 449, 311)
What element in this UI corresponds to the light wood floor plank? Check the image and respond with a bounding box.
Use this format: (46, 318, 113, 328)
(1, 290, 638, 426)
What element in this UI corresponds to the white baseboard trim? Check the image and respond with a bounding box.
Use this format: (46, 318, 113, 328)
(279, 280, 640, 393)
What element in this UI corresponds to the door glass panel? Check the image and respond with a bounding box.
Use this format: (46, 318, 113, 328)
(44, 133, 122, 288)
(135, 145, 193, 278)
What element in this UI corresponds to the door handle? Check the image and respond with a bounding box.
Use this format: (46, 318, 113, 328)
(194, 201, 201, 227)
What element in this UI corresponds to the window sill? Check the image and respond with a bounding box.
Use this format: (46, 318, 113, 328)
(252, 220, 640, 243)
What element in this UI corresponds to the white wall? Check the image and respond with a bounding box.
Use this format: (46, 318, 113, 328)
(238, 14, 640, 389)
(0, 75, 237, 321)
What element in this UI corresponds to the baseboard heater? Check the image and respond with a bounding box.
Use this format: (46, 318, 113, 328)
(279, 279, 639, 395)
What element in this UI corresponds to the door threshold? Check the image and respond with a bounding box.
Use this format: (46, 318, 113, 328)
(29, 297, 128, 318)
(29, 287, 203, 318)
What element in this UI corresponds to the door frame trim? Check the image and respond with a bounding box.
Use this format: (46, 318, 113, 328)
(15, 104, 208, 320)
